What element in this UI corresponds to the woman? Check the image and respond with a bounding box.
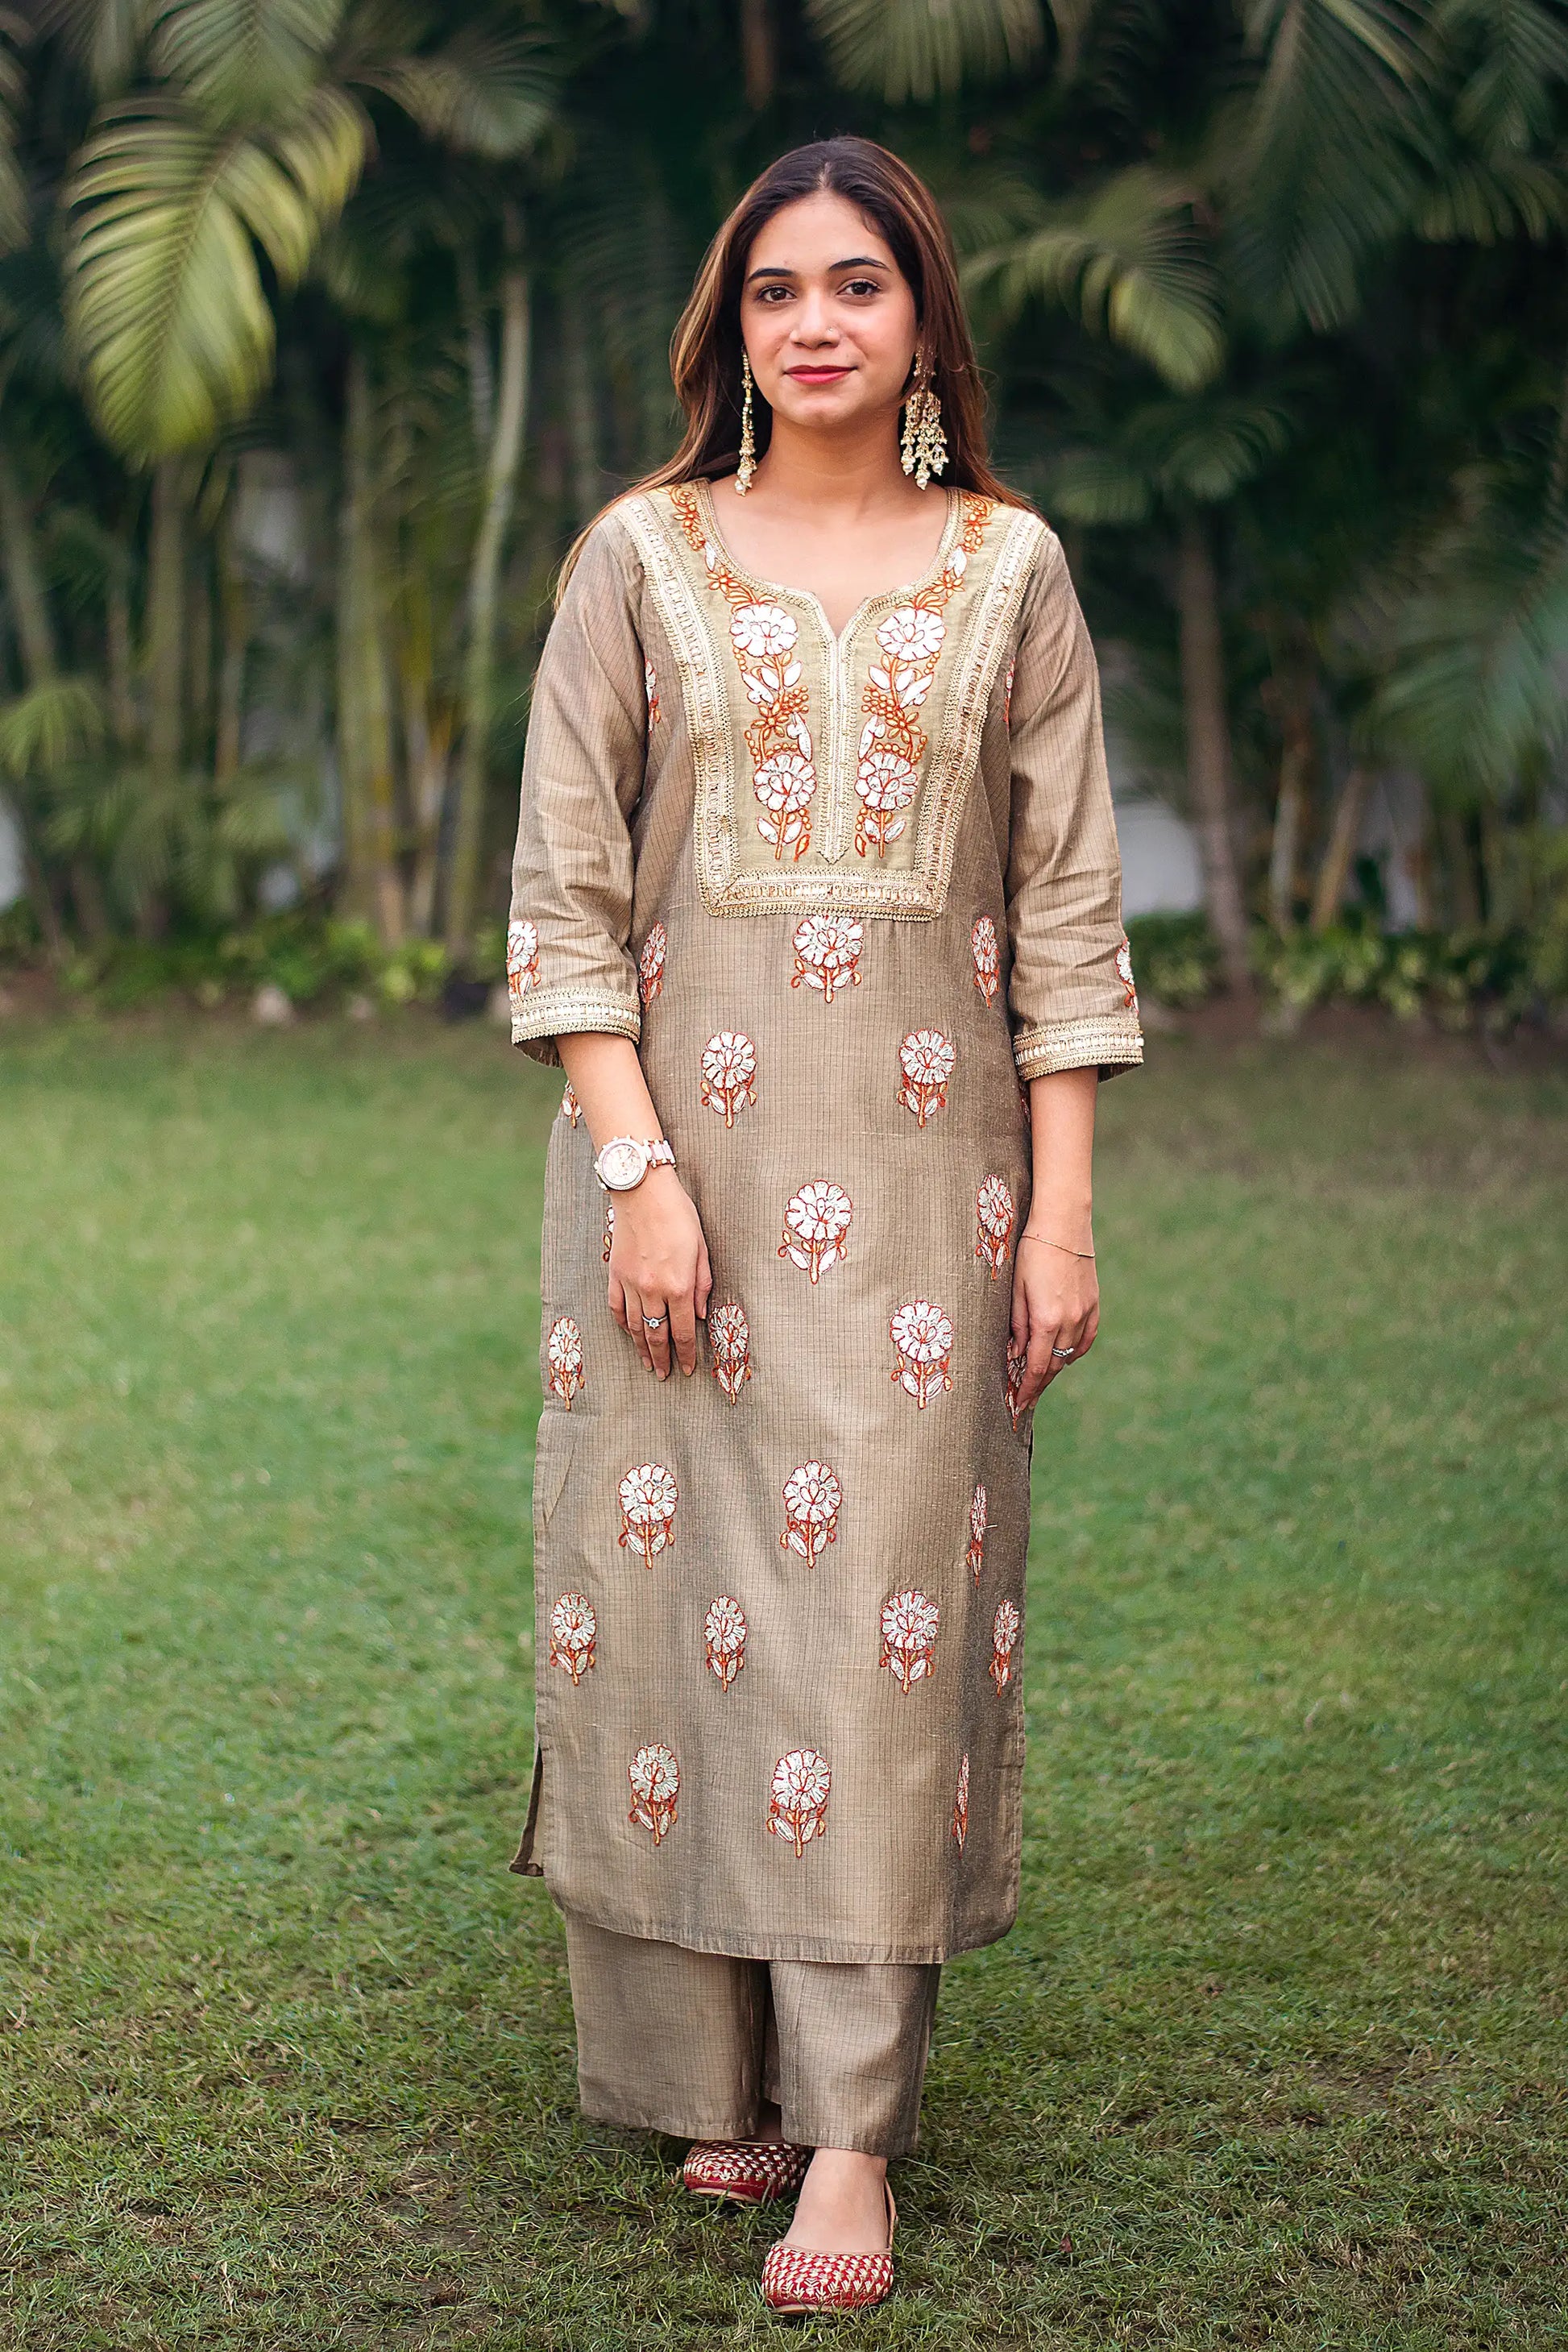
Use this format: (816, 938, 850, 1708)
(506, 135, 1143, 2315)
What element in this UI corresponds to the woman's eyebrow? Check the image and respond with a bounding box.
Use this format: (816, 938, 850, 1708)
(745, 255, 891, 283)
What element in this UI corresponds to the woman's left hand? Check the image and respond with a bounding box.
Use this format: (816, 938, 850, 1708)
(1009, 1234, 1099, 1411)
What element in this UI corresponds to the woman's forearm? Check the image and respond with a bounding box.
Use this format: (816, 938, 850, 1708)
(557, 1032, 666, 1153)
(1024, 1066, 1097, 1251)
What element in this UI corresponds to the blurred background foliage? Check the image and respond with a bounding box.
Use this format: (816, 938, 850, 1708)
(1, 0, 1567, 1028)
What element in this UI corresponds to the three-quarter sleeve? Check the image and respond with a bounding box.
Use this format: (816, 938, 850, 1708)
(1003, 530, 1144, 1081)
(506, 512, 647, 1067)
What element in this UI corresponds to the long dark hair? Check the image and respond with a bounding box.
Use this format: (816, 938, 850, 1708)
(560, 135, 1027, 593)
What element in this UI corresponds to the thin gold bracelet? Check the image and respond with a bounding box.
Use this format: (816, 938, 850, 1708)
(1020, 1230, 1096, 1259)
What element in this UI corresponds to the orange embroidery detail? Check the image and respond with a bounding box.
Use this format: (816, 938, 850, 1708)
(780, 1461, 842, 1567)
(645, 657, 661, 730)
(990, 1598, 1021, 1691)
(768, 1747, 830, 1856)
(639, 922, 666, 1003)
(890, 1297, 954, 1407)
(709, 1299, 753, 1404)
(779, 1180, 852, 1283)
(879, 1587, 939, 1692)
(670, 483, 817, 860)
(546, 1315, 585, 1409)
(975, 1176, 1015, 1278)
(966, 1481, 988, 1582)
(506, 919, 539, 1003)
(952, 1751, 970, 1850)
(971, 915, 1000, 1006)
(1005, 1343, 1027, 1428)
(549, 1591, 596, 1685)
(1116, 932, 1139, 1013)
(703, 1595, 748, 1690)
(790, 914, 863, 1002)
(628, 1741, 679, 1842)
(700, 1029, 757, 1125)
(854, 498, 995, 858)
(617, 1462, 678, 1566)
(898, 1028, 953, 1125)
(561, 1080, 583, 1126)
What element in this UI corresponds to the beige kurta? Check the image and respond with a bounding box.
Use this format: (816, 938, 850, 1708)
(507, 478, 1143, 1963)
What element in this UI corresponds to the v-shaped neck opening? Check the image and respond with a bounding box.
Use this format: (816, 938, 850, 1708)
(691, 476, 964, 649)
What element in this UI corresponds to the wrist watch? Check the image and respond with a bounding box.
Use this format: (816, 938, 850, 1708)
(592, 1135, 677, 1193)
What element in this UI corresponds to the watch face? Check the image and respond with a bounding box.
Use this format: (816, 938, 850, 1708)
(599, 1139, 646, 1190)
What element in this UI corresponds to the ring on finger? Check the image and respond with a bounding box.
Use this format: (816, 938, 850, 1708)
(643, 1311, 666, 1329)
(1051, 1344, 1075, 1359)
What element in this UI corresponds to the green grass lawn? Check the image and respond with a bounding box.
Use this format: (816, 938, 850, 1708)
(1, 1010, 1565, 2350)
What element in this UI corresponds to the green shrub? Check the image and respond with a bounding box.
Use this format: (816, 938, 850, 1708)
(1125, 911, 1220, 1007)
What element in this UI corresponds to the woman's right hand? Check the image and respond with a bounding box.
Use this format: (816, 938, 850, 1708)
(607, 1168, 713, 1379)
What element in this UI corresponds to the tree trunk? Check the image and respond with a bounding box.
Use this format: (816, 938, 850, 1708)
(1309, 764, 1372, 931)
(740, 0, 775, 108)
(446, 207, 530, 961)
(458, 247, 495, 450)
(215, 502, 247, 786)
(106, 554, 136, 748)
(146, 458, 186, 793)
(1267, 688, 1313, 933)
(1437, 804, 1481, 926)
(1176, 511, 1251, 992)
(187, 541, 214, 773)
(338, 348, 404, 944)
(0, 453, 59, 685)
(562, 289, 600, 527)
(400, 569, 453, 938)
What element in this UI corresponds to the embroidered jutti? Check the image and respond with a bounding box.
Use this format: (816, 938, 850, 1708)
(507, 479, 1143, 1964)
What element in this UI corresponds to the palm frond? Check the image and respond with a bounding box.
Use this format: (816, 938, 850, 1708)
(1047, 445, 1156, 525)
(359, 24, 554, 159)
(965, 168, 1225, 393)
(806, 0, 1044, 102)
(150, 0, 346, 131)
(1434, 0, 1568, 153)
(1417, 151, 1568, 242)
(64, 87, 368, 458)
(39, 0, 156, 98)
(0, 676, 108, 777)
(1134, 392, 1296, 504)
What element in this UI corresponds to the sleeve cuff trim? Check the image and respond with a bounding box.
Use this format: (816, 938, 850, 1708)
(509, 988, 642, 1052)
(1013, 1012, 1145, 1079)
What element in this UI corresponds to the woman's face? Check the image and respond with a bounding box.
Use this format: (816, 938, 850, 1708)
(739, 189, 919, 440)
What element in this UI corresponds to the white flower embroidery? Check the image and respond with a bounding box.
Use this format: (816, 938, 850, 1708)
(876, 605, 946, 664)
(545, 1315, 585, 1409)
(790, 914, 863, 1003)
(854, 747, 919, 857)
(617, 1462, 678, 1566)
(731, 602, 798, 659)
(971, 915, 1000, 1007)
(703, 1595, 748, 1691)
(753, 751, 818, 861)
(700, 1030, 757, 1126)
(638, 923, 667, 1004)
(1116, 934, 1139, 1013)
(644, 658, 661, 728)
(767, 1747, 831, 1856)
(506, 919, 539, 1000)
(898, 1028, 955, 1126)
(990, 1599, 1022, 1692)
(966, 1481, 988, 1582)
(560, 1080, 582, 1126)
(890, 1297, 954, 1408)
(780, 1461, 843, 1567)
(628, 1742, 679, 1843)
(778, 1180, 853, 1283)
(708, 1299, 753, 1404)
(975, 1176, 1015, 1278)
(548, 1591, 596, 1686)
(879, 1587, 940, 1693)
(952, 1751, 970, 1851)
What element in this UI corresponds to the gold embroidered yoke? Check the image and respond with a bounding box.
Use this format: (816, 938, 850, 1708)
(504, 482, 1143, 1965)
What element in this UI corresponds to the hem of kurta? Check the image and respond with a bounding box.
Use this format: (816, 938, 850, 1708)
(521, 1888, 1019, 1969)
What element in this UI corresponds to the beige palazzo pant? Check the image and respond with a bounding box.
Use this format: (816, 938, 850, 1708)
(563, 1913, 941, 2159)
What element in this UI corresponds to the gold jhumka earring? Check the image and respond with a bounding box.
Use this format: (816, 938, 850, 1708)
(900, 353, 948, 490)
(735, 352, 757, 495)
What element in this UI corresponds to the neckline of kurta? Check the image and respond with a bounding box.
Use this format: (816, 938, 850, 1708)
(691, 475, 965, 651)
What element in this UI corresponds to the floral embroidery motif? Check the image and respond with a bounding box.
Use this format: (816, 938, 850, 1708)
(952, 1751, 970, 1851)
(546, 1315, 585, 1410)
(975, 1176, 1015, 1278)
(990, 1598, 1021, 1692)
(506, 918, 539, 1003)
(602, 1199, 614, 1263)
(700, 1029, 757, 1126)
(628, 1741, 680, 1843)
(890, 1298, 954, 1407)
(708, 1300, 753, 1404)
(1002, 657, 1016, 728)
(898, 1028, 954, 1126)
(768, 1747, 831, 1856)
(967, 1482, 988, 1582)
(670, 486, 817, 861)
(548, 1591, 596, 1685)
(561, 1080, 582, 1126)
(854, 501, 995, 859)
(1005, 1344, 1027, 1429)
(790, 914, 864, 1003)
(639, 923, 667, 1004)
(645, 657, 661, 730)
(1116, 932, 1139, 1014)
(780, 1461, 842, 1567)
(703, 1595, 748, 1690)
(617, 1462, 678, 1566)
(879, 1588, 940, 1693)
(779, 1181, 852, 1283)
(971, 915, 1000, 1006)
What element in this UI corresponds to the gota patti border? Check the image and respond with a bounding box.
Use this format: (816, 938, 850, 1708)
(1014, 1011, 1145, 1079)
(618, 489, 1048, 921)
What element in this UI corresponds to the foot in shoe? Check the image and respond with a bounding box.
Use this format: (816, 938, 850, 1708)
(781, 2147, 890, 2255)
